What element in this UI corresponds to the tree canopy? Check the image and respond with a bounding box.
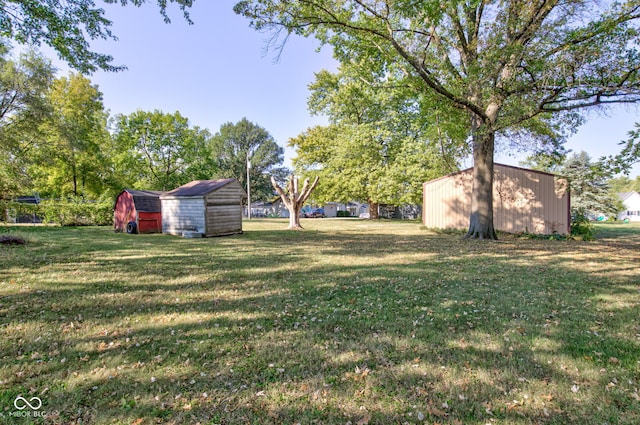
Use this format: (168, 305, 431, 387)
(236, 0, 640, 238)
(111, 109, 214, 191)
(292, 61, 467, 213)
(210, 118, 288, 202)
(0, 0, 194, 73)
(560, 151, 623, 220)
(0, 47, 54, 198)
(30, 73, 110, 197)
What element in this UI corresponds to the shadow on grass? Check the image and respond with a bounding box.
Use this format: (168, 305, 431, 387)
(0, 223, 639, 424)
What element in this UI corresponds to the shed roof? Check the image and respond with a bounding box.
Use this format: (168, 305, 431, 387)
(125, 189, 165, 198)
(162, 179, 243, 198)
(117, 189, 165, 213)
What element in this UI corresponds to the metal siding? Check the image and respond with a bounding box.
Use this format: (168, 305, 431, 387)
(423, 164, 569, 234)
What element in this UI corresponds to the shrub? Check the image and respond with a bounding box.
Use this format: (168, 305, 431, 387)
(570, 210, 596, 241)
(39, 198, 113, 226)
(1, 197, 113, 226)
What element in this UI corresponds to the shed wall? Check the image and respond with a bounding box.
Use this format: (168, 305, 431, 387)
(114, 191, 136, 232)
(423, 165, 569, 234)
(162, 198, 206, 235)
(204, 183, 245, 236)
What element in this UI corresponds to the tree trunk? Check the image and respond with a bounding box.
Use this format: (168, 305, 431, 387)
(368, 201, 379, 219)
(466, 125, 497, 240)
(288, 204, 302, 229)
(271, 175, 319, 230)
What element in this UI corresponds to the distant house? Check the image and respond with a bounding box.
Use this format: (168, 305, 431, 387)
(617, 191, 640, 222)
(114, 189, 165, 233)
(423, 164, 570, 234)
(160, 179, 247, 237)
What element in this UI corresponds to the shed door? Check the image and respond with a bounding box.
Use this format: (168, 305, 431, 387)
(138, 212, 162, 233)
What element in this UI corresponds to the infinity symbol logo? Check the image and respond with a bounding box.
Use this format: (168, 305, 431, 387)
(14, 396, 42, 410)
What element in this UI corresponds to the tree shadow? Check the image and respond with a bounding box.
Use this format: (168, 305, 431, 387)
(0, 224, 638, 424)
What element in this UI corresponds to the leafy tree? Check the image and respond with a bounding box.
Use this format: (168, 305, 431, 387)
(0, 47, 54, 199)
(111, 110, 215, 191)
(293, 62, 466, 217)
(210, 118, 288, 202)
(235, 0, 640, 239)
(30, 73, 110, 198)
(560, 152, 622, 221)
(608, 175, 640, 194)
(606, 123, 640, 175)
(0, 0, 194, 73)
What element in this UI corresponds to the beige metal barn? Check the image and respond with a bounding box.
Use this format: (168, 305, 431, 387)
(423, 164, 570, 235)
(160, 179, 247, 237)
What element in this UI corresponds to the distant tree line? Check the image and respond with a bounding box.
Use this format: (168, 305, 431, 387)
(0, 46, 288, 208)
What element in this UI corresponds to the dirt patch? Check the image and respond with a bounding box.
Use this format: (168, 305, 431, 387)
(0, 235, 26, 245)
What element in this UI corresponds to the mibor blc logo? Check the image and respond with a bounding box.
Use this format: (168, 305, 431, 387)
(6, 395, 47, 418)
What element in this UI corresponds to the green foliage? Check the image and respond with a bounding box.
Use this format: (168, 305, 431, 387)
(1, 197, 112, 226)
(606, 123, 640, 175)
(562, 151, 623, 220)
(0, 1, 194, 73)
(0, 47, 55, 200)
(111, 109, 215, 191)
(293, 62, 467, 207)
(608, 175, 640, 194)
(29, 73, 111, 198)
(210, 117, 288, 201)
(570, 210, 596, 241)
(236, 0, 640, 238)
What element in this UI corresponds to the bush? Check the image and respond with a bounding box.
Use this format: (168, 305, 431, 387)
(1, 197, 113, 226)
(570, 210, 596, 241)
(336, 210, 351, 217)
(39, 198, 113, 226)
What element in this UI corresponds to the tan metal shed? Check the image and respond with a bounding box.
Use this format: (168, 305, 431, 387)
(160, 179, 247, 237)
(423, 164, 570, 234)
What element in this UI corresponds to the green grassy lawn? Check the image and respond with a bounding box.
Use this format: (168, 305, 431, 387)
(1, 219, 638, 424)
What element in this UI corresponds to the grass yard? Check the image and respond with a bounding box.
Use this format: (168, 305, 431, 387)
(0, 219, 639, 424)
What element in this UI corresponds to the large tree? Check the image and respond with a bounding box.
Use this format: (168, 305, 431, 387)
(0, 47, 54, 199)
(235, 0, 640, 239)
(210, 118, 289, 201)
(30, 73, 110, 198)
(0, 0, 194, 73)
(560, 151, 623, 220)
(111, 110, 214, 191)
(292, 62, 467, 217)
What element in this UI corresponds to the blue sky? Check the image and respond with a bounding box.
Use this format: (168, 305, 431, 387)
(48, 1, 640, 177)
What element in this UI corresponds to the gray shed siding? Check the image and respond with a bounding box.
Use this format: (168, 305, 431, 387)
(160, 179, 246, 237)
(161, 197, 206, 235)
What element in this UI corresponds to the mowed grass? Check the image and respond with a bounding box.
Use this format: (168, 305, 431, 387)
(0, 219, 639, 424)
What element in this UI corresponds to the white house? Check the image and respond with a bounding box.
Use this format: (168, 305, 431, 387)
(617, 191, 640, 222)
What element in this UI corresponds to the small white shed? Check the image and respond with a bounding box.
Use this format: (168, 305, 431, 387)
(160, 179, 247, 237)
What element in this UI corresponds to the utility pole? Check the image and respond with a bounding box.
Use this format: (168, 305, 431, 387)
(246, 152, 251, 220)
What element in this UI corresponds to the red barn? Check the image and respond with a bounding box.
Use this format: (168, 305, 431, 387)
(114, 189, 165, 234)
